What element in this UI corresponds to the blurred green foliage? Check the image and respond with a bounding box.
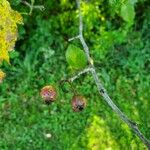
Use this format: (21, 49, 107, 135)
(0, 0, 150, 149)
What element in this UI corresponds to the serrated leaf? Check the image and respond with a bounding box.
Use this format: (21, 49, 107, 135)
(66, 44, 87, 71)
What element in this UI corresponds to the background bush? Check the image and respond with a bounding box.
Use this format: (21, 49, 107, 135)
(0, 0, 149, 149)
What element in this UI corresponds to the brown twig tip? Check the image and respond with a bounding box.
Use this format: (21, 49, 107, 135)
(69, 0, 150, 148)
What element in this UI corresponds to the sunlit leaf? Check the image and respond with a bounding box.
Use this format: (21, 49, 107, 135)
(66, 44, 87, 71)
(120, 1, 135, 24)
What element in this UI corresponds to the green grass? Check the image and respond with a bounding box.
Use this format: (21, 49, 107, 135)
(0, 31, 149, 149)
(0, 0, 150, 149)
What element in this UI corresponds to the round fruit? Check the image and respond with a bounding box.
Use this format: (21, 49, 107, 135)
(40, 85, 57, 105)
(71, 95, 87, 112)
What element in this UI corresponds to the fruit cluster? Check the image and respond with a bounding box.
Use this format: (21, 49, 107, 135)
(40, 85, 87, 112)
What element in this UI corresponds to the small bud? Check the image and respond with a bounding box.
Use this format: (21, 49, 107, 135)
(40, 85, 57, 105)
(71, 95, 87, 112)
(0, 70, 6, 83)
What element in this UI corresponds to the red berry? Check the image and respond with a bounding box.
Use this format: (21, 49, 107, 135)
(40, 85, 57, 105)
(71, 95, 87, 112)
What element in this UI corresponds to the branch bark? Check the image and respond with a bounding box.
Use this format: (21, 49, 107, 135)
(68, 67, 93, 82)
(21, 0, 44, 15)
(70, 0, 150, 148)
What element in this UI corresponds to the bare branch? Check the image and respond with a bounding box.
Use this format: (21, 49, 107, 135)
(21, 0, 44, 15)
(69, 67, 93, 82)
(76, 0, 91, 62)
(72, 0, 150, 148)
(33, 5, 45, 11)
(21, 1, 31, 8)
(68, 35, 80, 42)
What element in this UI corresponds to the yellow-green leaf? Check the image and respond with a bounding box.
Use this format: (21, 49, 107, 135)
(120, 1, 135, 25)
(66, 44, 87, 71)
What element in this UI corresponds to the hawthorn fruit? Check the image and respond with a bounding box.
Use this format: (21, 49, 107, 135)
(40, 85, 57, 105)
(71, 95, 87, 112)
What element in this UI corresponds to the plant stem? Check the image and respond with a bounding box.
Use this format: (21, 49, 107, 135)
(70, 0, 150, 148)
(21, 0, 44, 15)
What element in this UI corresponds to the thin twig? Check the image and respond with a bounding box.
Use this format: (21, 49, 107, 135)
(21, 0, 44, 15)
(21, 1, 31, 8)
(68, 67, 93, 82)
(68, 35, 80, 41)
(33, 5, 45, 11)
(71, 0, 150, 148)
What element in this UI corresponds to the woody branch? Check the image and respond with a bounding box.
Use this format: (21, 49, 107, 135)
(68, 0, 150, 148)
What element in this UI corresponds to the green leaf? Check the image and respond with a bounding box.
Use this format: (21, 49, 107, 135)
(129, 0, 137, 5)
(66, 44, 87, 71)
(120, 1, 135, 25)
